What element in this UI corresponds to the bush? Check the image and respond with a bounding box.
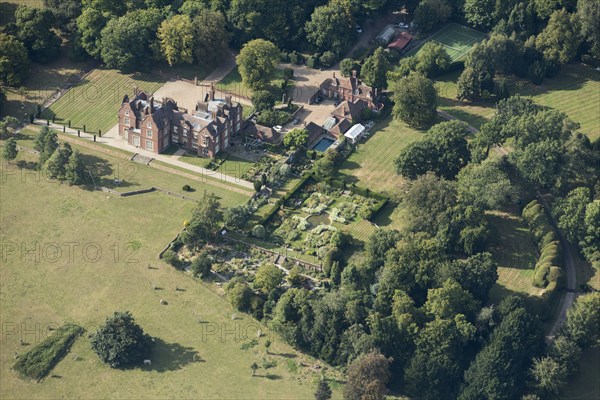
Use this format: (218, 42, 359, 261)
(182, 184, 192, 192)
(307, 56, 316, 69)
(280, 52, 290, 62)
(252, 224, 267, 238)
(162, 249, 181, 269)
(283, 68, 294, 79)
(533, 264, 551, 287)
(227, 281, 252, 311)
(548, 266, 564, 284)
(191, 253, 212, 279)
(256, 110, 291, 127)
(320, 51, 337, 67)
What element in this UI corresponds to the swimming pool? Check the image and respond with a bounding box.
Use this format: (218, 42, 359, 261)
(312, 137, 335, 152)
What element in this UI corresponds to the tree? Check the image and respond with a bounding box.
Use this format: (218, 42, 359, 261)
(0, 33, 29, 86)
(65, 149, 85, 185)
(535, 9, 582, 65)
(76, 7, 108, 58)
(464, 0, 496, 30)
(343, 350, 391, 400)
(391, 73, 437, 128)
(236, 39, 280, 90)
(578, 0, 600, 57)
(530, 357, 565, 399)
(395, 121, 470, 180)
(365, 229, 401, 269)
(254, 263, 285, 293)
(15, 5, 61, 63)
(457, 66, 494, 101)
(38, 130, 59, 167)
(555, 187, 592, 244)
(43, 0, 82, 33)
(283, 128, 309, 149)
(184, 191, 223, 247)
(339, 58, 361, 77)
(313, 155, 335, 182)
(2, 138, 18, 162)
(158, 15, 194, 66)
(562, 292, 600, 348)
(456, 159, 516, 210)
(437, 253, 498, 302)
(510, 139, 563, 189)
(90, 311, 152, 368)
(250, 362, 258, 376)
(191, 252, 212, 279)
(287, 266, 304, 287)
(45, 143, 72, 179)
(314, 379, 332, 400)
(361, 48, 390, 89)
(305, 0, 354, 56)
(415, 42, 452, 77)
(413, 0, 452, 32)
(100, 9, 165, 72)
(192, 10, 230, 68)
(251, 90, 275, 112)
(581, 200, 600, 269)
(224, 204, 251, 229)
(227, 281, 252, 311)
(424, 278, 479, 320)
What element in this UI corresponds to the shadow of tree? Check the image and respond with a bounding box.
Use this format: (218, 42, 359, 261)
(144, 338, 202, 372)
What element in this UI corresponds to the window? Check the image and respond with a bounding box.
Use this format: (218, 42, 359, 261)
(146, 140, 154, 151)
(173, 126, 178, 133)
(125, 110, 130, 116)
(215, 144, 220, 153)
(183, 129, 188, 137)
(125, 118, 130, 125)
(173, 135, 179, 142)
(202, 137, 208, 147)
(147, 122, 152, 129)
(192, 141, 198, 149)
(147, 130, 153, 139)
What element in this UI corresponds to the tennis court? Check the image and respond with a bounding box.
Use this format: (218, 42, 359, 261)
(405, 23, 487, 62)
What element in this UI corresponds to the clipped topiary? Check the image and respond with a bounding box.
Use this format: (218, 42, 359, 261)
(252, 224, 266, 239)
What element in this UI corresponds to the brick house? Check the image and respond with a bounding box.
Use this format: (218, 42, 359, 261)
(117, 87, 243, 157)
(319, 70, 379, 108)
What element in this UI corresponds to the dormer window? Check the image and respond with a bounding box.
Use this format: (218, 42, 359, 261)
(147, 122, 152, 129)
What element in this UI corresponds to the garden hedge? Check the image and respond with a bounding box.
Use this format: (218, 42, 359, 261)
(522, 200, 565, 289)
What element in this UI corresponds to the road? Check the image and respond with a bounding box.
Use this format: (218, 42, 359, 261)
(437, 110, 578, 340)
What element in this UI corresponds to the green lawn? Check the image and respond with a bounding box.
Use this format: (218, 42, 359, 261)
(508, 64, 600, 139)
(486, 210, 544, 303)
(563, 343, 600, 400)
(337, 116, 425, 197)
(406, 23, 487, 62)
(0, 152, 340, 399)
(40, 68, 167, 134)
(435, 70, 496, 130)
(434, 64, 600, 138)
(14, 127, 251, 207)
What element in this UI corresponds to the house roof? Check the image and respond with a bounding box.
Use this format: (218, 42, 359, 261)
(377, 25, 399, 43)
(332, 99, 369, 121)
(330, 118, 352, 135)
(344, 124, 366, 140)
(388, 31, 413, 51)
(305, 122, 324, 144)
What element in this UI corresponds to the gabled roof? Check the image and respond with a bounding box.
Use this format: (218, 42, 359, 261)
(388, 31, 413, 51)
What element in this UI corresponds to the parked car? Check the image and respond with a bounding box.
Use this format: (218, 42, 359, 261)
(292, 117, 300, 125)
(398, 22, 409, 29)
(273, 125, 283, 132)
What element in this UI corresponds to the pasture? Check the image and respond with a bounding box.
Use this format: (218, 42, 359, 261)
(41, 68, 167, 134)
(0, 152, 339, 399)
(337, 116, 425, 197)
(406, 23, 486, 62)
(13, 126, 252, 206)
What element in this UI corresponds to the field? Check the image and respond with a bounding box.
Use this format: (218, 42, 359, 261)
(0, 152, 340, 399)
(564, 343, 600, 400)
(509, 64, 600, 139)
(13, 126, 252, 206)
(406, 23, 487, 62)
(337, 116, 425, 197)
(40, 68, 167, 134)
(434, 64, 600, 137)
(486, 210, 544, 303)
(180, 153, 256, 180)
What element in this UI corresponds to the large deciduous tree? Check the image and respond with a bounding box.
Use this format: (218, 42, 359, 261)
(90, 311, 153, 368)
(15, 6, 61, 63)
(236, 39, 280, 90)
(158, 14, 194, 66)
(305, 0, 355, 56)
(343, 350, 391, 400)
(360, 47, 390, 89)
(578, 0, 600, 58)
(0, 33, 29, 87)
(184, 191, 223, 247)
(535, 9, 582, 65)
(192, 10, 230, 68)
(391, 72, 437, 128)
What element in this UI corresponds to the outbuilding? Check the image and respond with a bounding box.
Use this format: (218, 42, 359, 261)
(344, 124, 366, 144)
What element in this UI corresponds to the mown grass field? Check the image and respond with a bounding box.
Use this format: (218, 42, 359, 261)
(337, 116, 425, 197)
(13, 126, 251, 207)
(41, 68, 167, 134)
(486, 210, 544, 303)
(509, 64, 600, 139)
(0, 151, 341, 399)
(564, 343, 600, 400)
(406, 23, 486, 62)
(434, 64, 600, 137)
(180, 153, 256, 181)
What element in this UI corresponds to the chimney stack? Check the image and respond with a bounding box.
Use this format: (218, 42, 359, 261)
(149, 97, 154, 112)
(225, 95, 232, 106)
(210, 82, 216, 101)
(352, 70, 357, 79)
(133, 86, 138, 96)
